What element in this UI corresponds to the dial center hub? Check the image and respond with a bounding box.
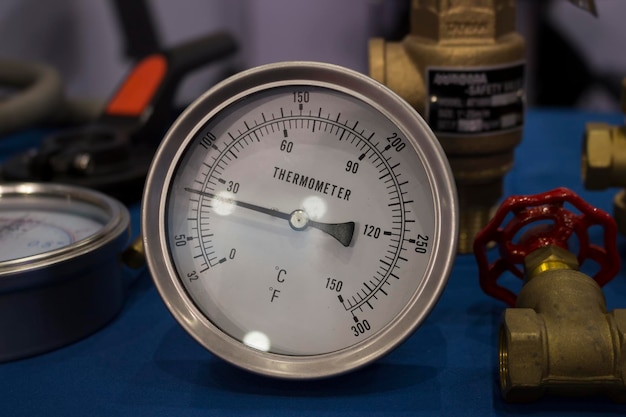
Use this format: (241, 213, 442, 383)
(289, 209, 309, 231)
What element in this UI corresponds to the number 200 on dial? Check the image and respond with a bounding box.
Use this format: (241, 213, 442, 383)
(143, 62, 458, 378)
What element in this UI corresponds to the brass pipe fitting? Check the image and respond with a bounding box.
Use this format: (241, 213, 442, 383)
(582, 78, 626, 233)
(122, 235, 146, 269)
(475, 187, 623, 402)
(500, 245, 626, 402)
(369, 0, 525, 253)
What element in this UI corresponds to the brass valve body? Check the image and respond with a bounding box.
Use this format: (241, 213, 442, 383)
(369, 0, 525, 253)
(583, 83, 626, 234)
(499, 245, 626, 402)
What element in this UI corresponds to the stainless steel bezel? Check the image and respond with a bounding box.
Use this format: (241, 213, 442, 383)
(0, 182, 130, 282)
(143, 61, 458, 378)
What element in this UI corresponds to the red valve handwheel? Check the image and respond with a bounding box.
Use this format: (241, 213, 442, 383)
(473, 187, 620, 306)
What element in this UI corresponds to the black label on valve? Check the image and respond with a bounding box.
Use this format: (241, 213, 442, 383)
(426, 63, 525, 135)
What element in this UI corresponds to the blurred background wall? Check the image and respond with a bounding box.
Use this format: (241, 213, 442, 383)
(0, 0, 624, 111)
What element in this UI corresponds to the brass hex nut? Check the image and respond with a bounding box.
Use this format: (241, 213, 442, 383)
(410, 0, 515, 41)
(499, 309, 544, 402)
(523, 245, 579, 280)
(583, 123, 614, 190)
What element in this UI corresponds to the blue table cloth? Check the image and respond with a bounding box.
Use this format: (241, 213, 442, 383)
(1, 109, 625, 416)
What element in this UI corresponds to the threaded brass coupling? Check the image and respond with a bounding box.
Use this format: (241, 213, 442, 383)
(582, 80, 626, 234)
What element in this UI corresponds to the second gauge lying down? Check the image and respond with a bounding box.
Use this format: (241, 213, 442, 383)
(143, 61, 458, 378)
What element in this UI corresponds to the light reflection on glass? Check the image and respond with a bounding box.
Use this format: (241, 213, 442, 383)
(302, 196, 327, 220)
(16, 184, 37, 195)
(214, 191, 236, 216)
(243, 330, 271, 352)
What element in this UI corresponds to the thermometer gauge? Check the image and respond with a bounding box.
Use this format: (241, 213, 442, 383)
(143, 62, 457, 378)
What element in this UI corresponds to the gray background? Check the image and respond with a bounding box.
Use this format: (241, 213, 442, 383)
(0, 0, 624, 110)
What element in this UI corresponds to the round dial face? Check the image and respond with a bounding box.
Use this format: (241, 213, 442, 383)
(144, 62, 457, 378)
(0, 197, 105, 262)
(0, 182, 130, 285)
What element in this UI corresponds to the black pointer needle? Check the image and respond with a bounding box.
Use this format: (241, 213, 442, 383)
(185, 188, 355, 247)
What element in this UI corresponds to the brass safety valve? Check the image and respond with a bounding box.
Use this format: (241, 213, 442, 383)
(473, 187, 625, 402)
(369, 0, 525, 253)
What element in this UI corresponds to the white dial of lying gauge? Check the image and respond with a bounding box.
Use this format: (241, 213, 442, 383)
(143, 62, 458, 378)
